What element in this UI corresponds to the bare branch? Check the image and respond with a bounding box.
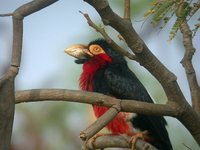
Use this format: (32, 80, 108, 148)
(84, 0, 200, 145)
(0, 79, 15, 150)
(83, 0, 183, 104)
(13, 0, 59, 19)
(11, 0, 59, 68)
(180, 21, 200, 114)
(0, 1, 59, 149)
(189, 1, 200, 18)
(80, 105, 120, 141)
(10, 18, 22, 72)
(15, 89, 178, 117)
(124, 0, 131, 20)
(84, 135, 158, 150)
(0, 66, 18, 88)
(0, 13, 12, 17)
(79, 11, 137, 60)
(16, 89, 165, 149)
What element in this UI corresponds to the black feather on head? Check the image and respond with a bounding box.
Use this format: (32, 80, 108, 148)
(89, 38, 126, 64)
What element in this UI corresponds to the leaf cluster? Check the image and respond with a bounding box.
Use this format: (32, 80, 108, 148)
(144, 0, 200, 40)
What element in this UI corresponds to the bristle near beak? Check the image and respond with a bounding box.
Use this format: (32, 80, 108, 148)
(64, 44, 93, 60)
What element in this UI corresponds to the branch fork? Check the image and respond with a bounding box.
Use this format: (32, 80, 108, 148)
(0, 1, 59, 149)
(79, 11, 137, 60)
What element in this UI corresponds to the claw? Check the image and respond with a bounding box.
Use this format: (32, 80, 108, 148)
(129, 130, 149, 150)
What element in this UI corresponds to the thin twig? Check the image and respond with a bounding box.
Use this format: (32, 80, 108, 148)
(0, 13, 12, 17)
(189, 1, 200, 17)
(180, 21, 200, 114)
(124, 0, 131, 20)
(79, 11, 137, 60)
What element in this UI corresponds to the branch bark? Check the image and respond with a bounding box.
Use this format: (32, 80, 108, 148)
(0, 13, 12, 17)
(0, 0, 59, 149)
(1, 0, 199, 149)
(15, 89, 178, 117)
(180, 21, 200, 114)
(15, 89, 168, 150)
(79, 11, 137, 60)
(83, 135, 158, 150)
(80, 105, 120, 141)
(124, 0, 131, 20)
(0, 79, 15, 150)
(83, 0, 200, 146)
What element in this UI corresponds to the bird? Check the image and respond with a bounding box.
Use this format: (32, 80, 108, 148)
(65, 38, 173, 150)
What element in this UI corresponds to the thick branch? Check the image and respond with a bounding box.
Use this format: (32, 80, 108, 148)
(0, 1, 59, 149)
(84, 135, 158, 150)
(15, 89, 178, 117)
(79, 11, 137, 60)
(16, 89, 166, 149)
(0, 79, 15, 150)
(83, 0, 182, 103)
(83, 0, 200, 146)
(180, 21, 200, 114)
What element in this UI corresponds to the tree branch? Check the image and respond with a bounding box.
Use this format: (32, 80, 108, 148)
(0, 13, 12, 17)
(83, 135, 158, 150)
(180, 21, 200, 114)
(16, 89, 165, 150)
(15, 89, 178, 117)
(124, 0, 131, 20)
(83, 0, 180, 103)
(0, 78, 15, 150)
(83, 0, 200, 146)
(189, 1, 200, 18)
(80, 105, 120, 141)
(79, 11, 137, 60)
(0, 0, 59, 149)
(12, 0, 59, 19)
(12, 0, 59, 68)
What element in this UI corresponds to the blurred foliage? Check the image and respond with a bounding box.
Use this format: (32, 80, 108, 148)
(144, 0, 200, 40)
(12, 102, 89, 150)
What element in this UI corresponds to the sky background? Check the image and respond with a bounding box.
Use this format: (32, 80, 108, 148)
(0, 0, 200, 150)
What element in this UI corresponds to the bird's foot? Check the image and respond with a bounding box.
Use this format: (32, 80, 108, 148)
(129, 130, 149, 150)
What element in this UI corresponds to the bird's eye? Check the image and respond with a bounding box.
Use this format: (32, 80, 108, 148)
(94, 47, 100, 51)
(89, 44, 105, 55)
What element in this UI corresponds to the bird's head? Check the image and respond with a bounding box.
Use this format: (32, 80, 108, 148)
(65, 39, 125, 64)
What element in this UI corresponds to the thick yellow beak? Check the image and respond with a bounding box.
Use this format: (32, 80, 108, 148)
(64, 44, 93, 59)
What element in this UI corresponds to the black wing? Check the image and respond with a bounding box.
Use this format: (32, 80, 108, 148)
(93, 63, 172, 150)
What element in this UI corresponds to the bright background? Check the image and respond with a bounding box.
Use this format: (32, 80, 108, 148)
(0, 0, 200, 150)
